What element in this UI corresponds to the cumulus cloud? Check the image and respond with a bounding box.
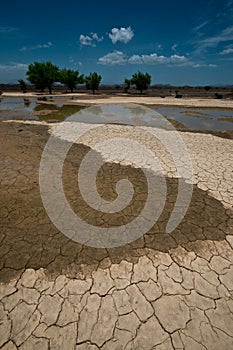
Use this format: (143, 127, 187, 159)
(170, 54, 187, 64)
(109, 26, 134, 44)
(220, 46, 233, 54)
(98, 51, 216, 68)
(91, 33, 103, 41)
(128, 55, 143, 64)
(98, 51, 127, 65)
(132, 53, 187, 65)
(79, 32, 103, 47)
(20, 42, 52, 51)
(141, 53, 169, 64)
(98, 51, 127, 66)
(79, 35, 92, 46)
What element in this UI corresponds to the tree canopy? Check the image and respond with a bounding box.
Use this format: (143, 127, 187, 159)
(26, 61, 60, 94)
(25, 61, 153, 96)
(85, 72, 102, 94)
(130, 71, 151, 94)
(59, 69, 84, 93)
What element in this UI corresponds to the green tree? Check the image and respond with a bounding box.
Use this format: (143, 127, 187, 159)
(124, 78, 131, 93)
(131, 71, 151, 94)
(18, 79, 27, 93)
(85, 72, 102, 94)
(60, 69, 84, 93)
(26, 61, 60, 94)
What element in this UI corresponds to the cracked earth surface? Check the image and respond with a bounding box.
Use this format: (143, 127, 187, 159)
(0, 120, 232, 349)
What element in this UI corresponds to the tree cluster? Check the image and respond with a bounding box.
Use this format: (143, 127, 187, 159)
(26, 61, 102, 94)
(25, 61, 152, 95)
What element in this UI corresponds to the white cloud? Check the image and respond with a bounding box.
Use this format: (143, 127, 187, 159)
(170, 54, 187, 64)
(91, 33, 104, 42)
(192, 21, 209, 33)
(196, 25, 233, 52)
(20, 42, 52, 51)
(128, 55, 143, 64)
(130, 53, 187, 65)
(79, 32, 103, 47)
(98, 51, 127, 65)
(220, 46, 233, 54)
(98, 51, 216, 68)
(172, 44, 178, 52)
(141, 53, 168, 64)
(0, 63, 28, 70)
(0, 63, 28, 84)
(0, 26, 18, 33)
(192, 63, 217, 68)
(109, 26, 134, 44)
(79, 34, 93, 46)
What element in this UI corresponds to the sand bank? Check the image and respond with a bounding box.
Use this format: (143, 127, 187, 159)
(2, 92, 233, 109)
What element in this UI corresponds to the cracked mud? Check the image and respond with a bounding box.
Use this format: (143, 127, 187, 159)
(0, 121, 232, 349)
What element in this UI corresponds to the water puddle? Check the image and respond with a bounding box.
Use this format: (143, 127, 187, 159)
(0, 97, 85, 122)
(0, 98, 233, 131)
(156, 107, 233, 131)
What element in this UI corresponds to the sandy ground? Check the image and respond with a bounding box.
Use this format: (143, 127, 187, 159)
(2, 91, 233, 109)
(0, 119, 232, 349)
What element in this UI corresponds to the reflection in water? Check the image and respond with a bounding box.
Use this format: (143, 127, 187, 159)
(156, 107, 233, 131)
(0, 97, 232, 131)
(24, 98, 30, 107)
(0, 97, 85, 121)
(68, 103, 233, 131)
(33, 104, 85, 121)
(68, 103, 170, 129)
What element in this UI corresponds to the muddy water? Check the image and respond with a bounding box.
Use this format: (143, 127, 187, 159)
(0, 97, 233, 131)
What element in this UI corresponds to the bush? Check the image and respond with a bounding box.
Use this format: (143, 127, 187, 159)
(175, 91, 183, 98)
(18, 79, 27, 93)
(124, 78, 131, 93)
(215, 93, 223, 99)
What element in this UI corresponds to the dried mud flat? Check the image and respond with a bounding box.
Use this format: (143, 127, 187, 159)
(0, 120, 233, 350)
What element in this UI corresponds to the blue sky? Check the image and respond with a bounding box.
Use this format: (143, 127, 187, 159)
(1, 0, 233, 85)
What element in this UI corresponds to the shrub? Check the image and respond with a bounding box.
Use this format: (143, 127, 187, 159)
(215, 93, 223, 99)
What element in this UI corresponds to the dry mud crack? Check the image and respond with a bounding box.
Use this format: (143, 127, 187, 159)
(0, 121, 232, 350)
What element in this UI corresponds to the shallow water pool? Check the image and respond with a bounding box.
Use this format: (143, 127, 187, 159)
(0, 97, 233, 131)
